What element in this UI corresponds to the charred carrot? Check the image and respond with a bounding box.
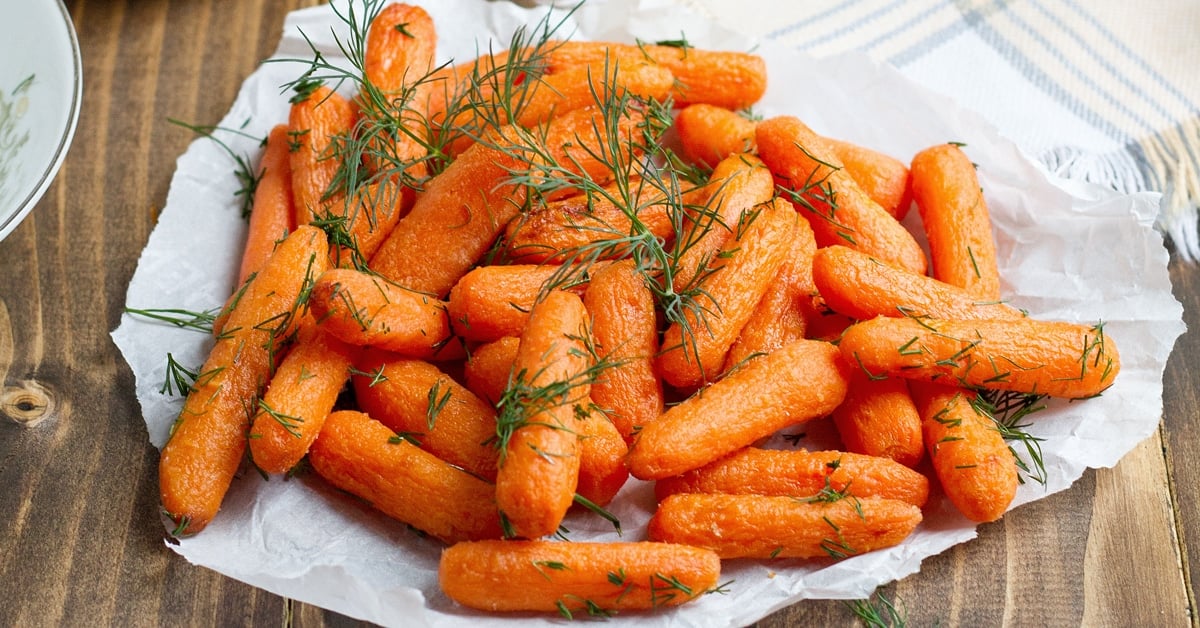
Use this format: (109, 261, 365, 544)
(447, 264, 592, 344)
(288, 85, 356, 227)
(831, 370, 924, 468)
(910, 382, 1017, 522)
(654, 447, 929, 508)
(811, 245, 1023, 322)
(911, 142, 1001, 301)
(353, 352, 499, 481)
(308, 268, 459, 360)
(247, 322, 355, 475)
(659, 197, 795, 389)
(464, 336, 520, 407)
(629, 338, 850, 480)
(495, 290, 591, 539)
(238, 124, 296, 286)
(309, 410, 503, 543)
(838, 315, 1121, 399)
(159, 226, 329, 534)
(648, 493, 922, 559)
(574, 400, 630, 507)
(757, 115, 927, 274)
(723, 215, 817, 370)
(438, 539, 721, 614)
(582, 260, 663, 443)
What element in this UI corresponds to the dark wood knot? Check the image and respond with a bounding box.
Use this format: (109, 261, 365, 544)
(1, 380, 56, 427)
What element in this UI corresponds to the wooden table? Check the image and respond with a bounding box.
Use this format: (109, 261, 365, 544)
(1, 1, 1194, 625)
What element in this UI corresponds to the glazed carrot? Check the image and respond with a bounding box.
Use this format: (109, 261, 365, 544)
(629, 338, 850, 480)
(504, 178, 674, 263)
(757, 115, 927, 274)
(831, 370, 924, 468)
(447, 264, 591, 344)
(309, 410, 503, 543)
(674, 103, 757, 169)
(811, 245, 1023, 322)
(495, 290, 591, 539)
(353, 352, 500, 481)
(288, 85, 356, 227)
(364, 3, 436, 99)
(238, 124, 296, 286)
(722, 215, 817, 370)
(247, 323, 355, 475)
(648, 493, 922, 559)
(464, 336, 520, 406)
(369, 105, 641, 296)
(574, 400, 630, 507)
(659, 197, 796, 389)
(910, 382, 1017, 522)
(330, 179, 410, 268)
(911, 142, 1001, 301)
(159, 226, 329, 534)
(654, 447, 929, 508)
(438, 539, 721, 614)
(799, 292, 857, 343)
(309, 268, 460, 360)
(838, 315, 1121, 399)
(825, 137, 913, 221)
(672, 153, 774, 292)
(582, 260, 663, 443)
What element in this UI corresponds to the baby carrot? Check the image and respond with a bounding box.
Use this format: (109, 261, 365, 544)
(574, 400, 630, 507)
(363, 3, 436, 99)
(910, 142, 1001, 301)
(629, 338, 850, 480)
(838, 315, 1121, 399)
(910, 382, 1017, 522)
(831, 370, 924, 468)
(757, 115, 927, 274)
(309, 410, 503, 543)
(447, 264, 591, 344)
(308, 268, 459, 360)
(582, 260, 663, 443)
(353, 352, 500, 481)
(495, 290, 591, 539)
(330, 180, 411, 269)
(722, 215, 817, 370)
(825, 137, 913, 221)
(247, 322, 355, 475)
(438, 539, 721, 614)
(288, 85, 356, 227)
(647, 493, 922, 560)
(654, 447, 930, 508)
(811, 245, 1023, 322)
(514, 59, 673, 133)
(159, 226, 329, 534)
(464, 336, 520, 406)
(659, 197, 795, 389)
(238, 124, 295, 286)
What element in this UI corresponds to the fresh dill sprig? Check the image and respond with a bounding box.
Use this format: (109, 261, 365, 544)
(125, 307, 218, 333)
(846, 589, 907, 628)
(971, 389, 1048, 484)
(168, 118, 264, 219)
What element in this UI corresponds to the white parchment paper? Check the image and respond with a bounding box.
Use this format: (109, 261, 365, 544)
(111, 0, 1187, 626)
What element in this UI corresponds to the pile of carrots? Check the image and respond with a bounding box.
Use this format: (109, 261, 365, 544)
(154, 1, 1121, 618)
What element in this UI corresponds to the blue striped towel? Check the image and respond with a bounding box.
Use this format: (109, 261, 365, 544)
(680, 0, 1200, 259)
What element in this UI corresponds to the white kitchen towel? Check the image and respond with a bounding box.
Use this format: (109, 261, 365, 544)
(681, 0, 1200, 259)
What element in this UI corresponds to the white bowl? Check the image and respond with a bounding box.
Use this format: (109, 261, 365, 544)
(0, 0, 82, 242)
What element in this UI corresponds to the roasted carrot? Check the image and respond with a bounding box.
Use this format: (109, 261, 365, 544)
(238, 124, 296, 286)
(447, 264, 591, 344)
(629, 338, 850, 480)
(574, 400, 630, 507)
(353, 352, 499, 481)
(308, 268, 460, 360)
(159, 226, 329, 534)
(582, 260, 663, 443)
(811, 245, 1023, 322)
(723, 215, 816, 370)
(838, 315, 1121, 399)
(330, 179, 411, 268)
(438, 539, 721, 614)
(831, 370, 924, 468)
(495, 290, 591, 539)
(911, 142, 1001, 301)
(309, 409, 503, 543)
(910, 382, 1017, 522)
(464, 336, 520, 406)
(648, 493, 922, 559)
(757, 115, 927, 274)
(247, 322, 355, 475)
(654, 447, 929, 508)
(288, 85, 356, 227)
(659, 197, 796, 389)
(364, 3, 436, 99)
(825, 137, 913, 221)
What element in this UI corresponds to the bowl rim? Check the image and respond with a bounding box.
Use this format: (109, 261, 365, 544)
(0, 0, 84, 242)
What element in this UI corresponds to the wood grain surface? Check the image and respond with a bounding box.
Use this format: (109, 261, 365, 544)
(0, 1, 1194, 626)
